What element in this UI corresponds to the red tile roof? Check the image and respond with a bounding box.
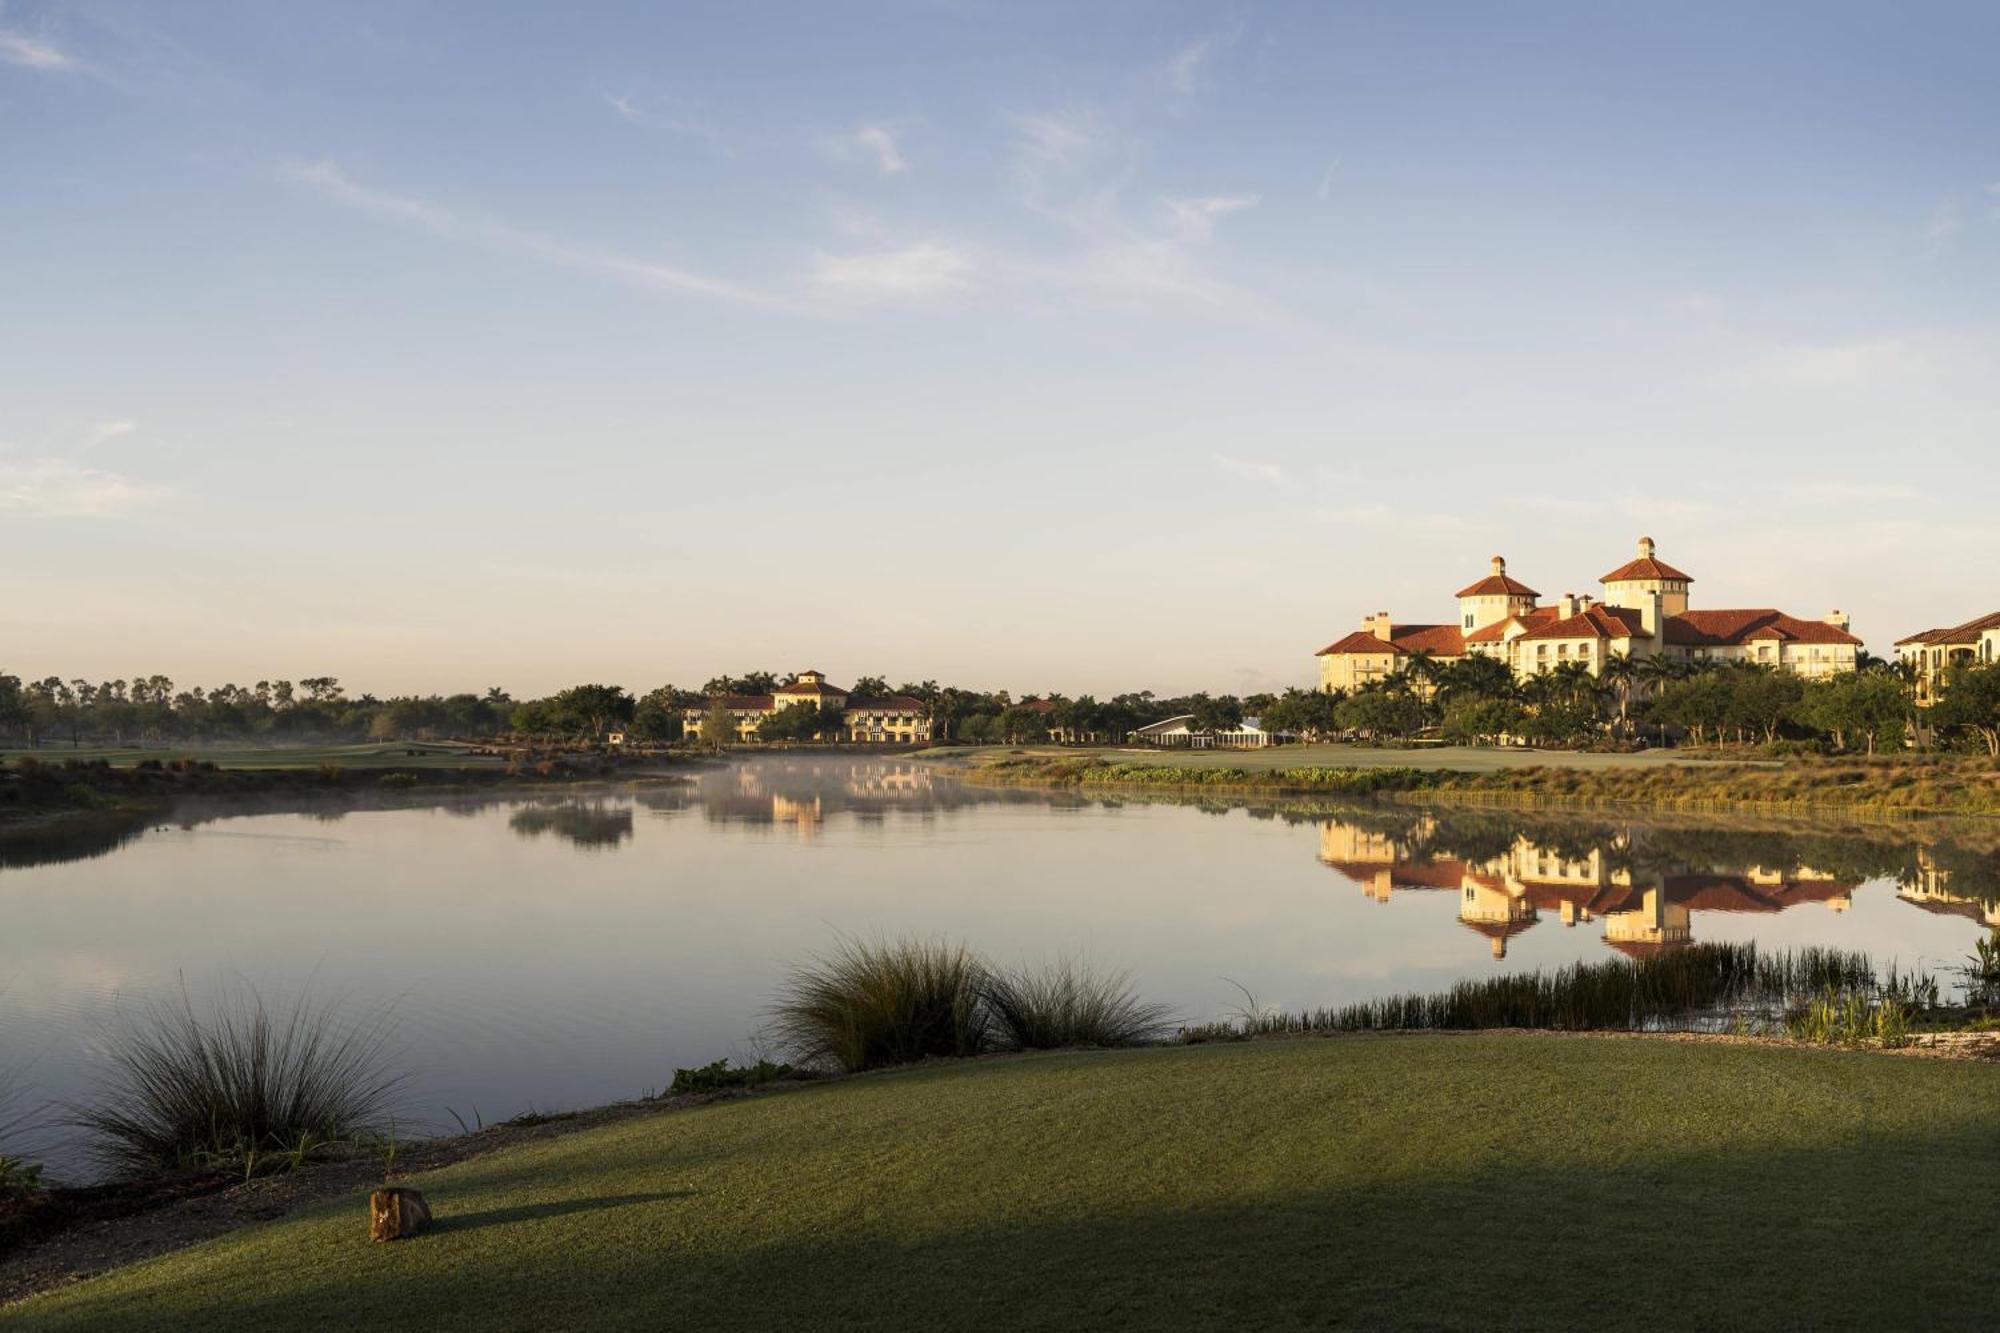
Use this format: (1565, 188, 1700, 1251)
(1515, 605, 1647, 642)
(1895, 611, 2000, 647)
(1462, 606, 1561, 644)
(1454, 573, 1542, 599)
(1665, 610, 1861, 647)
(1316, 630, 1399, 656)
(1606, 938, 1686, 959)
(684, 694, 775, 711)
(1316, 625, 1466, 656)
(1600, 555, 1695, 584)
(1391, 624, 1468, 656)
(847, 695, 927, 711)
(775, 678, 848, 696)
(1459, 917, 1538, 941)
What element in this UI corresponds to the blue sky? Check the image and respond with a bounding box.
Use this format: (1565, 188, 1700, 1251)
(4, 1, 1997, 697)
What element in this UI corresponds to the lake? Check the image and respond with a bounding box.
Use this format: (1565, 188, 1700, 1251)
(5, 756, 1995, 1176)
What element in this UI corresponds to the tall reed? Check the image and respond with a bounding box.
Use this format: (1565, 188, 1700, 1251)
(71, 984, 405, 1177)
(1183, 943, 1881, 1039)
(0, 1066, 43, 1197)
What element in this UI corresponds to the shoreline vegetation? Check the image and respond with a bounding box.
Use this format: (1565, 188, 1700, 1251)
(7, 929, 2000, 1316)
(0, 747, 706, 852)
(953, 750, 2000, 817)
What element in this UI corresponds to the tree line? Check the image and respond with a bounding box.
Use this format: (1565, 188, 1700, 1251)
(4, 657, 1997, 755)
(1295, 650, 2000, 755)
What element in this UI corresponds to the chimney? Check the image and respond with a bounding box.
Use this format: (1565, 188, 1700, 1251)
(1637, 590, 1662, 638)
(1490, 555, 1506, 576)
(1558, 592, 1579, 618)
(1825, 609, 1850, 632)
(1578, 594, 1594, 610)
(1368, 610, 1394, 641)
(1638, 535, 1656, 560)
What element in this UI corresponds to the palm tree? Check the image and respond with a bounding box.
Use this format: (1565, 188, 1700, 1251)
(1601, 652, 1638, 730)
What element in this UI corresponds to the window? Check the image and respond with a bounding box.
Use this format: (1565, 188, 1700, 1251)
(1464, 615, 1475, 629)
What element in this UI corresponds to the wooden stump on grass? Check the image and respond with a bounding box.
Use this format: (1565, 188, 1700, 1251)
(369, 1188, 431, 1242)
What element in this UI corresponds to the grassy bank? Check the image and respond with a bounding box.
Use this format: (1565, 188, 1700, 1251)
(11, 1035, 2000, 1329)
(962, 752, 2000, 817)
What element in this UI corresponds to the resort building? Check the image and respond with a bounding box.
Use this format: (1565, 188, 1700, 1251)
(682, 670, 935, 744)
(1316, 537, 1862, 694)
(1894, 612, 2000, 706)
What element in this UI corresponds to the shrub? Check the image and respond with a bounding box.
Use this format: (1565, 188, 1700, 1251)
(668, 1058, 800, 1096)
(71, 985, 405, 1176)
(772, 937, 991, 1073)
(376, 771, 419, 789)
(982, 959, 1173, 1050)
(0, 1155, 41, 1199)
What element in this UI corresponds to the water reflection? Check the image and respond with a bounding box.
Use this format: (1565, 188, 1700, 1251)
(508, 799, 635, 850)
(1315, 810, 2000, 960)
(636, 758, 1073, 836)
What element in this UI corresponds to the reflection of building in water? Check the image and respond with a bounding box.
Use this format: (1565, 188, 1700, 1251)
(1899, 849, 2000, 927)
(1319, 818, 1858, 961)
(769, 794, 825, 837)
(650, 759, 1043, 841)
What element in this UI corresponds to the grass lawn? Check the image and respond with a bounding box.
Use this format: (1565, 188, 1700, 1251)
(11, 1035, 2000, 1330)
(922, 742, 1722, 773)
(0, 742, 502, 771)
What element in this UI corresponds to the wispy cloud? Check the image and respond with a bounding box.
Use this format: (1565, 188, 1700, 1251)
(1213, 454, 1284, 484)
(1782, 479, 1921, 505)
(280, 159, 781, 309)
(824, 122, 914, 175)
(1161, 27, 1239, 95)
(1714, 337, 1929, 391)
(1166, 193, 1259, 240)
(811, 243, 971, 300)
(1312, 502, 1475, 535)
(1071, 239, 1241, 304)
(603, 91, 731, 155)
(0, 456, 163, 518)
(1005, 111, 1262, 310)
(1923, 200, 1962, 253)
(1007, 109, 1114, 219)
(0, 27, 73, 69)
(81, 419, 137, 453)
(1315, 158, 1341, 201)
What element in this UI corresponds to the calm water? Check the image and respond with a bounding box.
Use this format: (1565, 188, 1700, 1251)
(4, 757, 1996, 1175)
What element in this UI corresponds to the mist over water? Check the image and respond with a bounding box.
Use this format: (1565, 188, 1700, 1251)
(2, 757, 1992, 1176)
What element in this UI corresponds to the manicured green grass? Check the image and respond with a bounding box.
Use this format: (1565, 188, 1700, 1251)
(12, 1036, 2000, 1330)
(0, 742, 501, 771)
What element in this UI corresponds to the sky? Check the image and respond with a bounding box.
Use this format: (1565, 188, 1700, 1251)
(3, 1, 1998, 699)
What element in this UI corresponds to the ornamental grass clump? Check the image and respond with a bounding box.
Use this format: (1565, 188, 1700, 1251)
(772, 937, 992, 1073)
(72, 985, 404, 1177)
(982, 959, 1174, 1051)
